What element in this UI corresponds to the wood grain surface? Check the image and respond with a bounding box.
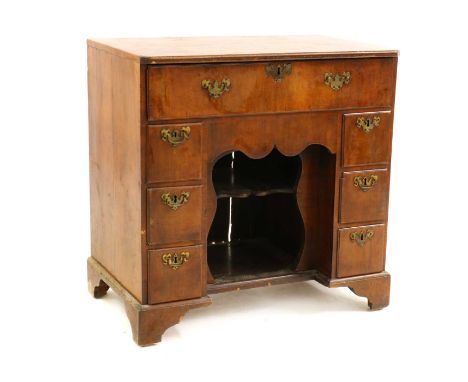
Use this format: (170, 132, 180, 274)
(88, 36, 398, 63)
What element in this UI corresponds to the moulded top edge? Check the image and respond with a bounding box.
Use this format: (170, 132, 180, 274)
(87, 36, 399, 64)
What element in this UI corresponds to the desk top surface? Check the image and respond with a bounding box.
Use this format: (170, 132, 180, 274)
(88, 35, 398, 64)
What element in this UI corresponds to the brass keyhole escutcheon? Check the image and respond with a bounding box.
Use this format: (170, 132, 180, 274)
(350, 230, 374, 246)
(266, 63, 292, 81)
(161, 192, 190, 210)
(324, 71, 351, 90)
(162, 252, 190, 270)
(161, 126, 191, 146)
(353, 175, 378, 192)
(356, 116, 381, 133)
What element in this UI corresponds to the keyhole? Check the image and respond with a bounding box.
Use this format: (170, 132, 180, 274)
(366, 120, 371, 127)
(172, 195, 177, 203)
(174, 254, 178, 263)
(360, 233, 365, 241)
(277, 66, 281, 76)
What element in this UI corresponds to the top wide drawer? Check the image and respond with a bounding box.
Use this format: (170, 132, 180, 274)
(147, 58, 397, 121)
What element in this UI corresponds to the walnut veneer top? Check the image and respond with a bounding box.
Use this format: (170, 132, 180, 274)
(87, 35, 398, 64)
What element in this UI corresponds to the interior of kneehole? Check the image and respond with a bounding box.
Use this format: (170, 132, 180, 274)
(207, 146, 335, 283)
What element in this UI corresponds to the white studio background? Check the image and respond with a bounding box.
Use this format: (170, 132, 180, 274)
(0, 1, 466, 381)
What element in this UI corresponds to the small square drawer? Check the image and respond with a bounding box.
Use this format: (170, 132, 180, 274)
(148, 245, 204, 304)
(147, 123, 202, 183)
(342, 111, 392, 167)
(147, 185, 202, 246)
(340, 168, 389, 224)
(337, 224, 386, 278)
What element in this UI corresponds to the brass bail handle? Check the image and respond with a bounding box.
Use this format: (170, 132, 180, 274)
(353, 175, 378, 192)
(350, 230, 374, 246)
(162, 252, 190, 270)
(201, 78, 231, 99)
(161, 192, 190, 210)
(356, 116, 381, 133)
(160, 126, 191, 146)
(324, 72, 351, 90)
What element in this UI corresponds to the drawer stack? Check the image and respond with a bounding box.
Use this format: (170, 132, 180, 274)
(337, 111, 393, 278)
(146, 123, 204, 304)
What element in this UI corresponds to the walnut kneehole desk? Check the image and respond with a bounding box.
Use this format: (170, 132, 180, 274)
(87, 36, 398, 346)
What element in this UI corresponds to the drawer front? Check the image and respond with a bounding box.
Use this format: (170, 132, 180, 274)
(148, 245, 203, 304)
(147, 58, 396, 120)
(147, 123, 202, 183)
(337, 224, 386, 278)
(343, 111, 392, 167)
(340, 169, 389, 224)
(147, 185, 202, 246)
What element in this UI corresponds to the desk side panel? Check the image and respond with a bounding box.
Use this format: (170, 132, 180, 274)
(88, 46, 143, 302)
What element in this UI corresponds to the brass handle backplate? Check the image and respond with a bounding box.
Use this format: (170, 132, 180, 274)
(356, 116, 381, 133)
(266, 63, 292, 81)
(201, 79, 231, 99)
(324, 72, 351, 90)
(350, 230, 374, 246)
(161, 126, 191, 146)
(162, 252, 190, 270)
(161, 192, 190, 210)
(353, 175, 378, 192)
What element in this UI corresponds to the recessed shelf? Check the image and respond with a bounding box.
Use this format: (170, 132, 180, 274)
(212, 149, 301, 199)
(213, 168, 296, 198)
(208, 238, 296, 283)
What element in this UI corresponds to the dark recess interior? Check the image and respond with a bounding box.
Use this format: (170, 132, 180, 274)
(208, 149, 304, 283)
